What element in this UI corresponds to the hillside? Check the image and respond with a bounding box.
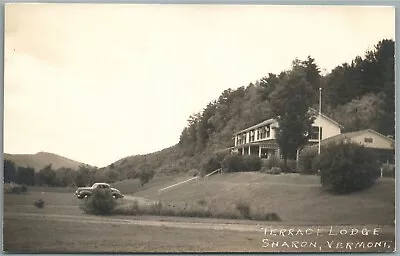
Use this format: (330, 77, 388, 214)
(4, 152, 85, 171)
(131, 172, 395, 225)
(99, 39, 394, 182)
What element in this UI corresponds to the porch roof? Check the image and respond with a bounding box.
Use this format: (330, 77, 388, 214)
(234, 140, 278, 149)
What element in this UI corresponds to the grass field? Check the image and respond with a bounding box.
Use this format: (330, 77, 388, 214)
(134, 172, 395, 225)
(3, 172, 396, 253)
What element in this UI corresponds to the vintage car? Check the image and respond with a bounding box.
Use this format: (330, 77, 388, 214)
(74, 183, 124, 199)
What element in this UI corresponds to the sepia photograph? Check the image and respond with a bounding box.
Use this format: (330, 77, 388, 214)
(3, 3, 396, 253)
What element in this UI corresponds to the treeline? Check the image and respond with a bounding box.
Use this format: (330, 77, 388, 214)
(4, 159, 156, 187)
(179, 39, 394, 156)
(4, 160, 115, 187)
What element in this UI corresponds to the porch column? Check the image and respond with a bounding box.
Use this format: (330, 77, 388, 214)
(277, 148, 280, 158)
(259, 146, 262, 157)
(242, 148, 244, 155)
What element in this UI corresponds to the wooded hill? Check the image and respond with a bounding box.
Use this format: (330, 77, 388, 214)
(96, 39, 394, 183)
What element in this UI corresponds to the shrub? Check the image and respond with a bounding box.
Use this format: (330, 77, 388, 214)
(4, 183, 27, 194)
(201, 152, 227, 175)
(262, 156, 283, 170)
(80, 188, 117, 215)
(235, 201, 251, 219)
(21, 184, 28, 193)
(197, 198, 207, 206)
(265, 212, 281, 221)
(221, 154, 244, 172)
(112, 199, 281, 222)
(34, 199, 45, 208)
(242, 155, 262, 171)
(285, 159, 297, 173)
(222, 154, 262, 172)
(267, 166, 282, 175)
(317, 142, 380, 194)
(298, 147, 318, 174)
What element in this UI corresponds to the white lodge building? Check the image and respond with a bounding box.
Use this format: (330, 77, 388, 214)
(232, 109, 343, 159)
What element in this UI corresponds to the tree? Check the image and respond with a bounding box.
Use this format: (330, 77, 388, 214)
(74, 164, 95, 187)
(4, 160, 16, 183)
(270, 60, 317, 171)
(16, 166, 35, 185)
(37, 164, 57, 186)
(333, 93, 385, 132)
(137, 170, 154, 186)
(55, 167, 77, 187)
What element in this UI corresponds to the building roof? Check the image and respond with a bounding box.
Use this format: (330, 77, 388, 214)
(234, 118, 276, 135)
(234, 108, 343, 135)
(309, 108, 344, 129)
(308, 128, 395, 147)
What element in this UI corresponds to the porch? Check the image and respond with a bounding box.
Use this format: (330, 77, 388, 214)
(234, 141, 280, 159)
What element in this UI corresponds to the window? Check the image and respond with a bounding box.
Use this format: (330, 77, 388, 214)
(310, 126, 322, 140)
(258, 127, 267, 139)
(242, 133, 247, 144)
(364, 137, 373, 143)
(266, 125, 271, 138)
(250, 130, 255, 142)
(237, 136, 242, 145)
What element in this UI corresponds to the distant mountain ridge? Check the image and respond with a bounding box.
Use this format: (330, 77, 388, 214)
(4, 152, 86, 171)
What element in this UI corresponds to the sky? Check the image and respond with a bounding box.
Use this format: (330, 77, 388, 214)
(4, 4, 395, 167)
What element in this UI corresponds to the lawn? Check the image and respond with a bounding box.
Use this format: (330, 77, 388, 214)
(3, 172, 395, 253)
(134, 172, 395, 225)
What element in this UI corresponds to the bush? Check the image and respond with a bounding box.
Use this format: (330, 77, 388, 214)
(265, 212, 281, 221)
(262, 156, 283, 170)
(317, 142, 380, 194)
(112, 199, 282, 222)
(4, 183, 27, 194)
(242, 155, 262, 171)
(222, 154, 262, 172)
(298, 147, 318, 174)
(21, 184, 28, 193)
(34, 199, 45, 208)
(235, 201, 251, 219)
(266, 166, 282, 175)
(80, 188, 117, 215)
(201, 152, 227, 175)
(285, 159, 298, 173)
(221, 154, 244, 173)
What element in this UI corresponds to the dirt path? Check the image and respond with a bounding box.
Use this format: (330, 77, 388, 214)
(4, 212, 395, 234)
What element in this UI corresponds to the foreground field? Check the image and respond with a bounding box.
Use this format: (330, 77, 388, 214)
(3, 173, 396, 253)
(3, 213, 395, 253)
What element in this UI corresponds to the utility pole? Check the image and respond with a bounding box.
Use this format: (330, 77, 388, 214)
(318, 87, 322, 155)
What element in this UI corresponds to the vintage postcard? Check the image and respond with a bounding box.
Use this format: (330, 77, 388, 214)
(3, 4, 395, 253)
